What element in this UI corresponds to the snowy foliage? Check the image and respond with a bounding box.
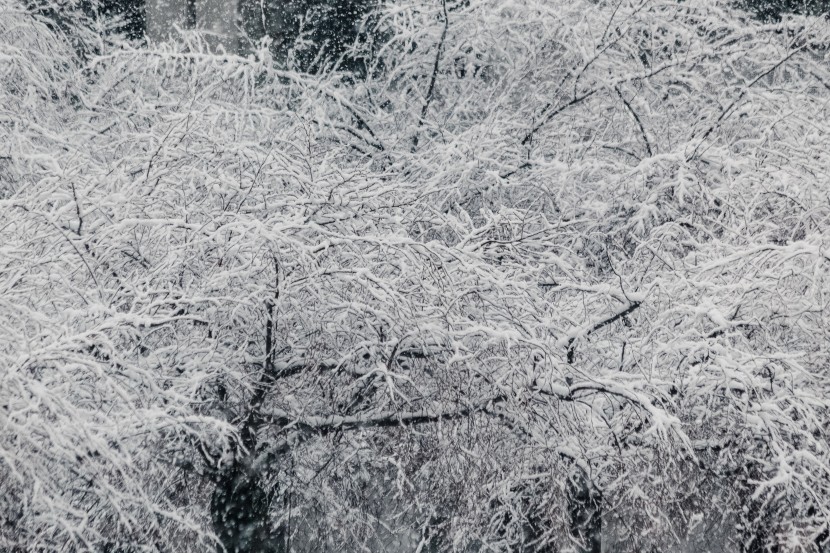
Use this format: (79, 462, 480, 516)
(2, 0, 830, 552)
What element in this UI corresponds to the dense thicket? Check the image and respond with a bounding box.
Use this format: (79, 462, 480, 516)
(2, 1, 830, 552)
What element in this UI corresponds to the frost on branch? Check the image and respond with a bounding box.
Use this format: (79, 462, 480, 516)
(1, 0, 830, 552)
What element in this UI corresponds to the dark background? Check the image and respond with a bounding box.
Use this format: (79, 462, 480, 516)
(96, 0, 829, 44)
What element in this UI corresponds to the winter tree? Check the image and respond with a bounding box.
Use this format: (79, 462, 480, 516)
(2, 0, 830, 552)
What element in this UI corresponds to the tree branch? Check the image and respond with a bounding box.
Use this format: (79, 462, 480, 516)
(413, 0, 449, 149)
(565, 301, 641, 364)
(687, 45, 806, 161)
(615, 85, 652, 157)
(521, 90, 597, 147)
(262, 395, 506, 433)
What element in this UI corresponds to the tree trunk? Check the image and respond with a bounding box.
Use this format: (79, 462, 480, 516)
(210, 460, 281, 553)
(568, 472, 602, 553)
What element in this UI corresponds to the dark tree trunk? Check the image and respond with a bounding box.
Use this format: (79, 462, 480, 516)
(568, 472, 602, 553)
(210, 460, 282, 553)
